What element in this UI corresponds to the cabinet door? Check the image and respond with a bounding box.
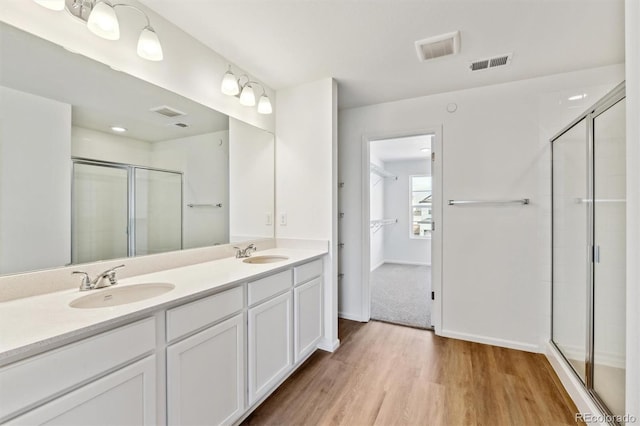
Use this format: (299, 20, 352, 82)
(294, 277, 323, 363)
(167, 314, 244, 426)
(9, 356, 156, 425)
(248, 291, 292, 405)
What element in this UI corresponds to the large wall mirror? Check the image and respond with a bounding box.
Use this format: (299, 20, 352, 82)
(0, 22, 275, 276)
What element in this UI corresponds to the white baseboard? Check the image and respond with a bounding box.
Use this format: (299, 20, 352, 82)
(370, 259, 385, 271)
(338, 311, 368, 322)
(317, 338, 340, 352)
(546, 342, 609, 425)
(383, 259, 430, 266)
(440, 329, 542, 353)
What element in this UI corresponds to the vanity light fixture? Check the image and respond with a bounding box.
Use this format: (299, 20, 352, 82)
(33, 0, 163, 61)
(220, 66, 272, 114)
(239, 84, 256, 107)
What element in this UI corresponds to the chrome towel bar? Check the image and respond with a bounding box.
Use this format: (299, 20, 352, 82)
(448, 199, 530, 206)
(187, 203, 223, 208)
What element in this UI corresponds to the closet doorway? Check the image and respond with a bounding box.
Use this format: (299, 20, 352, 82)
(365, 133, 438, 329)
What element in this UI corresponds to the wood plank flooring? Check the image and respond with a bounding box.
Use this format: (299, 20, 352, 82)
(242, 319, 582, 426)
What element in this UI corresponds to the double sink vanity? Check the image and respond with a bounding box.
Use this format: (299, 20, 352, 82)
(0, 247, 326, 425)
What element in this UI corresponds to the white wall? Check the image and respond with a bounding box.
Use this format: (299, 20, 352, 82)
(338, 64, 624, 351)
(71, 127, 152, 166)
(383, 159, 430, 266)
(152, 131, 230, 249)
(0, 86, 71, 274)
(229, 118, 274, 242)
(0, 0, 274, 133)
(276, 78, 339, 350)
(625, 0, 640, 418)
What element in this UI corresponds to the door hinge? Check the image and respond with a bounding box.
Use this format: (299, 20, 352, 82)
(432, 221, 435, 231)
(431, 152, 435, 161)
(431, 291, 435, 300)
(593, 245, 600, 263)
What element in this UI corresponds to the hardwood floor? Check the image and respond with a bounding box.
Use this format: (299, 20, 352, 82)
(242, 319, 582, 426)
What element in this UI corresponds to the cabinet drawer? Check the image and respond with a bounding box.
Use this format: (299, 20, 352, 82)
(294, 259, 322, 286)
(8, 355, 157, 426)
(248, 270, 292, 306)
(0, 317, 155, 422)
(166, 286, 243, 342)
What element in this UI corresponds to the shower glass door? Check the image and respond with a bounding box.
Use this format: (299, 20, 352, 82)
(551, 83, 626, 419)
(72, 162, 129, 264)
(552, 118, 589, 382)
(592, 97, 626, 417)
(134, 168, 182, 256)
(72, 160, 183, 264)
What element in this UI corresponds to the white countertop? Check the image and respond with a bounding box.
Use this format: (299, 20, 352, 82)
(0, 248, 325, 362)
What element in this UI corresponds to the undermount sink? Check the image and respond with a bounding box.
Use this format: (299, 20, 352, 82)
(242, 255, 289, 264)
(69, 283, 175, 309)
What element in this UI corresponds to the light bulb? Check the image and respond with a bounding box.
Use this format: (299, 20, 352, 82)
(87, 1, 120, 41)
(257, 94, 272, 114)
(239, 84, 256, 106)
(137, 26, 163, 61)
(221, 70, 240, 96)
(33, 0, 65, 11)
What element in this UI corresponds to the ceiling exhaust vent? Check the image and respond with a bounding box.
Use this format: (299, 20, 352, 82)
(470, 53, 512, 72)
(415, 31, 460, 62)
(150, 105, 186, 118)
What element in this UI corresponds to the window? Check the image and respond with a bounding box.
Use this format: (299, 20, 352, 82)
(410, 175, 432, 239)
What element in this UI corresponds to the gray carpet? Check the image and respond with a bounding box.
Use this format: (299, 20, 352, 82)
(370, 263, 431, 329)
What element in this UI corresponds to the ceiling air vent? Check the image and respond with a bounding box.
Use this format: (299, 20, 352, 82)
(470, 53, 512, 72)
(150, 105, 186, 118)
(415, 30, 460, 62)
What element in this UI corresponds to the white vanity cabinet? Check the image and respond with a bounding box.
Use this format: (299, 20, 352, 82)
(294, 279, 323, 363)
(247, 271, 293, 405)
(166, 286, 244, 426)
(0, 318, 157, 425)
(0, 253, 326, 425)
(293, 259, 323, 363)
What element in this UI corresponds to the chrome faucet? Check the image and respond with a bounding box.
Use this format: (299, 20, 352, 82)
(234, 244, 257, 259)
(72, 265, 125, 291)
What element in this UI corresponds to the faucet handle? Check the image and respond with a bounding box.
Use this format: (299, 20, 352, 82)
(103, 264, 125, 286)
(72, 271, 92, 291)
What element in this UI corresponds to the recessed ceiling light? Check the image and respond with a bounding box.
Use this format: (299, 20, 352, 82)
(568, 93, 587, 101)
(420, 148, 430, 152)
(110, 126, 127, 133)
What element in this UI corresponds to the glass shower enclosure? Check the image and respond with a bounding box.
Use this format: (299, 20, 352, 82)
(72, 159, 183, 264)
(551, 82, 626, 419)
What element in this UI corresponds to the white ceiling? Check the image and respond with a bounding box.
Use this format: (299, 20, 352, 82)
(139, 0, 624, 109)
(371, 134, 432, 162)
(0, 23, 228, 142)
